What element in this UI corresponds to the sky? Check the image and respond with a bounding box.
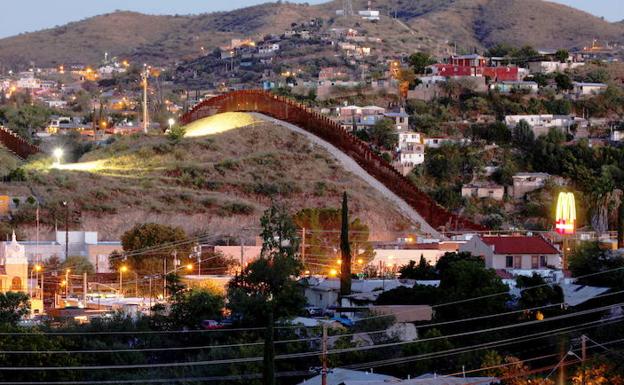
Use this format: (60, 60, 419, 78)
(0, 0, 621, 38)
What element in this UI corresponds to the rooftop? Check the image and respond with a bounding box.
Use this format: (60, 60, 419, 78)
(480, 236, 560, 255)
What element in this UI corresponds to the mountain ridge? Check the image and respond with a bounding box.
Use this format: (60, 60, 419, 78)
(0, 0, 621, 67)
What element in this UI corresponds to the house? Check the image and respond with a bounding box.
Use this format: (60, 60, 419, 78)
(20, 231, 121, 273)
(450, 54, 487, 67)
(511, 172, 550, 198)
(407, 76, 446, 101)
(0, 232, 44, 315)
(490, 81, 538, 94)
(572, 82, 608, 97)
(371, 240, 462, 268)
(297, 368, 398, 385)
(395, 131, 425, 174)
(459, 235, 562, 274)
(424, 137, 470, 148)
(528, 60, 585, 74)
(384, 109, 409, 130)
(461, 181, 505, 201)
(303, 278, 416, 310)
(429, 62, 519, 82)
(504, 114, 583, 137)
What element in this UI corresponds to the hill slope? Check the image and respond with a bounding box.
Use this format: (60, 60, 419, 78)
(17, 113, 413, 240)
(0, 0, 622, 67)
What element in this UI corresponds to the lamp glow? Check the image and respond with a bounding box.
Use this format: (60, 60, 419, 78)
(53, 148, 64, 166)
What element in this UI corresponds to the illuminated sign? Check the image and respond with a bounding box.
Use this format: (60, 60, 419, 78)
(555, 192, 576, 235)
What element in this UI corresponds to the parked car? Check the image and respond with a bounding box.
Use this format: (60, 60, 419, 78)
(305, 306, 323, 317)
(201, 320, 224, 330)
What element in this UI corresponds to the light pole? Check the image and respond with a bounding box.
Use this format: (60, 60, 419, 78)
(62, 201, 69, 259)
(119, 265, 127, 296)
(65, 269, 70, 298)
(34, 264, 42, 299)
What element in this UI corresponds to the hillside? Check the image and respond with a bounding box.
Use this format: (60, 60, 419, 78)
(0, 0, 622, 67)
(14, 113, 413, 240)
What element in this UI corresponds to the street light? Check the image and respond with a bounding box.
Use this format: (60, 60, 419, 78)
(186, 263, 193, 272)
(329, 269, 338, 277)
(119, 266, 128, 296)
(64, 268, 70, 298)
(53, 148, 64, 166)
(34, 264, 42, 299)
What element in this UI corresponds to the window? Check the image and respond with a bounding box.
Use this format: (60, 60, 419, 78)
(540, 255, 548, 267)
(514, 256, 522, 269)
(506, 256, 513, 268)
(531, 255, 539, 269)
(11, 277, 21, 291)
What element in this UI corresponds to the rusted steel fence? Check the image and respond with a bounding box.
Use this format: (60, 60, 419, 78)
(0, 126, 40, 159)
(181, 90, 484, 231)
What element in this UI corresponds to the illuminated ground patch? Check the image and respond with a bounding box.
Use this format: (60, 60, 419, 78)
(183, 112, 263, 137)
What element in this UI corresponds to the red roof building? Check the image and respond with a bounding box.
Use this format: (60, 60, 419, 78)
(460, 235, 561, 271)
(430, 64, 519, 82)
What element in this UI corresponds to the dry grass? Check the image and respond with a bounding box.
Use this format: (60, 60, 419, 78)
(19, 113, 413, 241)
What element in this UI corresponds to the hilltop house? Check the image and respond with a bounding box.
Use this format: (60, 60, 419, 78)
(571, 82, 608, 97)
(461, 181, 505, 201)
(511, 172, 550, 198)
(504, 114, 585, 137)
(490, 81, 538, 94)
(460, 235, 562, 276)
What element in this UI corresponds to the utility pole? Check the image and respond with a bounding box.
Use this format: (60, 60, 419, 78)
(301, 227, 306, 266)
(65, 269, 69, 298)
(83, 272, 87, 306)
(63, 201, 69, 259)
(240, 237, 244, 272)
(141, 66, 149, 134)
(321, 323, 328, 385)
(581, 334, 587, 362)
(148, 276, 153, 313)
(163, 257, 167, 298)
(263, 308, 275, 385)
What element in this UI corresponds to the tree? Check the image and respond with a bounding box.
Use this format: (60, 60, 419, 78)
(554, 49, 569, 63)
(554, 73, 573, 91)
(119, 223, 191, 275)
(169, 288, 225, 329)
(227, 204, 305, 385)
(436, 258, 510, 321)
(568, 241, 624, 289)
(61, 256, 95, 275)
(293, 207, 374, 274)
(340, 192, 351, 296)
(369, 119, 398, 150)
(516, 273, 563, 311)
(399, 256, 438, 280)
(512, 120, 535, 151)
(408, 52, 434, 74)
(0, 292, 30, 326)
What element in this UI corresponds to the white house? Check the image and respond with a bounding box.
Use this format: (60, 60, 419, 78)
(461, 182, 505, 201)
(504, 114, 583, 137)
(511, 172, 550, 199)
(459, 235, 561, 274)
(572, 82, 608, 97)
(424, 137, 470, 148)
(528, 61, 585, 74)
